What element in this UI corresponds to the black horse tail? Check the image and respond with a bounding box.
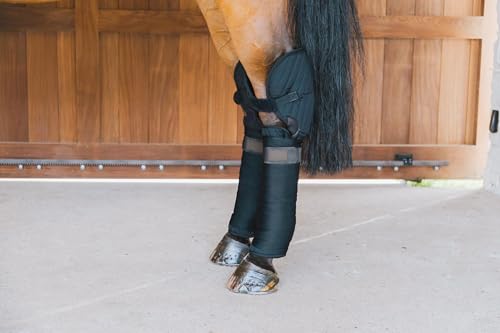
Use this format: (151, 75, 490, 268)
(288, 0, 364, 175)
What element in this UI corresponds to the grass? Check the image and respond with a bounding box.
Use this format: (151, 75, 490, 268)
(406, 179, 484, 189)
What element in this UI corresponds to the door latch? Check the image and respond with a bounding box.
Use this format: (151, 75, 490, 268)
(395, 153, 414, 166)
(490, 110, 499, 133)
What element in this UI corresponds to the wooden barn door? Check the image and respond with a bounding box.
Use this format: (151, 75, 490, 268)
(352, 0, 496, 180)
(0, 0, 496, 179)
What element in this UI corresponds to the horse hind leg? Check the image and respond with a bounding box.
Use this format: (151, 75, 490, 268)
(226, 49, 315, 295)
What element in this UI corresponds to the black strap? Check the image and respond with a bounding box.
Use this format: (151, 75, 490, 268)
(234, 90, 301, 113)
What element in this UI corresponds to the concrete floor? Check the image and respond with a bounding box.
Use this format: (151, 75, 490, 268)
(0, 180, 499, 333)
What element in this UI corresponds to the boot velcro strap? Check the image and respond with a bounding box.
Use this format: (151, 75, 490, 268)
(234, 87, 302, 112)
(243, 136, 263, 154)
(264, 147, 302, 164)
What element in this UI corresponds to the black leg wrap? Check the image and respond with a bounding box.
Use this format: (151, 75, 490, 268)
(227, 136, 264, 238)
(225, 50, 315, 294)
(230, 49, 314, 258)
(249, 127, 301, 258)
(227, 64, 265, 239)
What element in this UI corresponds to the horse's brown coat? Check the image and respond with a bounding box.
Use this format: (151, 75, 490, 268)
(197, 0, 293, 126)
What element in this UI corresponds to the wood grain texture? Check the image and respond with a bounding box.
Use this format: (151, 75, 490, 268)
(0, 6, 74, 32)
(0, 0, 492, 179)
(0, 143, 483, 179)
(464, 0, 483, 144)
(361, 16, 484, 39)
(349, 0, 387, 16)
(99, 0, 118, 9)
(207, 43, 238, 144)
(475, 0, 496, 163)
(178, 0, 209, 144)
(0, 1, 60, 3)
(118, 33, 150, 142)
(0, 32, 28, 142)
(438, 0, 473, 144)
(57, 0, 74, 8)
(354, 0, 386, 144)
(178, 33, 209, 144)
(0, 5, 485, 39)
(179, 0, 197, 11)
(409, 0, 443, 144)
(75, 0, 100, 142)
(55, 1, 77, 142)
(149, 34, 180, 143)
(381, 0, 415, 144)
(99, 9, 207, 34)
(57, 31, 77, 142)
(117, 0, 149, 143)
(99, 0, 119, 142)
(149, 0, 180, 143)
(26, 31, 60, 142)
(100, 33, 120, 142)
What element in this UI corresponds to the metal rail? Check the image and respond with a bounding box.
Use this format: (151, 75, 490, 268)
(0, 158, 449, 171)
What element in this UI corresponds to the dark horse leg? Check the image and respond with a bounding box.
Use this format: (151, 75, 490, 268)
(199, 0, 268, 267)
(200, 0, 312, 294)
(226, 48, 316, 295)
(201, 0, 363, 294)
(201, 0, 295, 266)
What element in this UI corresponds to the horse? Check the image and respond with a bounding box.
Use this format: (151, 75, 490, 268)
(200, 0, 363, 294)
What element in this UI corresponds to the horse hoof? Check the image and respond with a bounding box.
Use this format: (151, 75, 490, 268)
(226, 255, 279, 295)
(209, 233, 250, 267)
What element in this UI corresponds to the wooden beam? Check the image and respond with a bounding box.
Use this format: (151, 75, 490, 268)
(75, 0, 100, 142)
(99, 9, 208, 34)
(0, 163, 466, 180)
(475, 0, 498, 171)
(362, 16, 485, 39)
(0, 1, 58, 3)
(98, 12, 485, 39)
(0, 7, 73, 32)
(0, 143, 241, 160)
(0, 7, 486, 40)
(0, 143, 484, 179)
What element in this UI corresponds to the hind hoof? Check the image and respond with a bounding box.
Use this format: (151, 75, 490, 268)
(226, 255, 279, 295)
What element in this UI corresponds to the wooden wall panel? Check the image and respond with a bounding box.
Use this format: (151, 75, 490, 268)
(148, 33, 180, 143)
(409, 1, 443, 144)
(148, 0, 180, 143)
(0, 0, 494, 179)
(0, 32, 28, 142)
(57, 0, 77, 143)
(354, 0, 386, 144)
(57, 30, 77, 143)
(26, 31, 60, 142)
(178, 33, 209, 144)
(58, 0, 75, 8)
(99, 0, 118, 8)
(178, 0, 209, 144)
(75, 0, 100, 142)
(207, 43, 238, 144)
(465, 0, 484, 144)
(381, 0, 415, 144)
(438, 0, 473, 144)
(118, 0, 149, 143)
(100, 0, 120, 142)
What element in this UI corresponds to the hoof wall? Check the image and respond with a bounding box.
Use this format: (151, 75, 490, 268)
(226, 255, 279, 295)
(209, 233, 250, 267)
